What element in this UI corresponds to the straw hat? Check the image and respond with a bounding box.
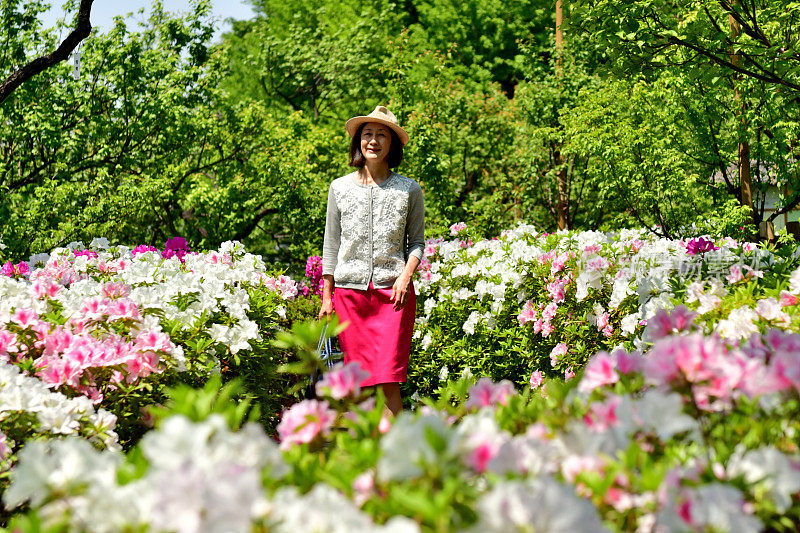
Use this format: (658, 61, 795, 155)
(345, 105, 409, 146)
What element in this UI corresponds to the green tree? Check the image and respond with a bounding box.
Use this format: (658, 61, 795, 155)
(0, 1, 317, 260)
(562, 77, 715, 237)
(569, 0, 800, 231)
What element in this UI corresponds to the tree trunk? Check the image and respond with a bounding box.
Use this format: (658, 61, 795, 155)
(556, 0, 564, 72)
(730, 12, 754, 218)
(554, 0, 569, 229)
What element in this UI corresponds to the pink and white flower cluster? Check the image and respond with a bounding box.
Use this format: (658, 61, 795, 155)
(0, 238, 307, 405)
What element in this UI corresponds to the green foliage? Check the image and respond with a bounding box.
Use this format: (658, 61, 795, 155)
(273, 316, 346, 393)
(688, 199, 755, 241)
(146, 375, 259, 431)
(569, 0, 800, 231)
(562, 77, 713, 237)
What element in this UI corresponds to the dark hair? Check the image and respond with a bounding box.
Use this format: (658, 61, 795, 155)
(349, 123, 404, 169)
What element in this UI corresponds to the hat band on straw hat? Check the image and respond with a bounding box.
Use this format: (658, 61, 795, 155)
(345, 105, 409, 146)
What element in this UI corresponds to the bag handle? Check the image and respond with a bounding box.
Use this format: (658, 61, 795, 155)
(316, 322, 329, 356)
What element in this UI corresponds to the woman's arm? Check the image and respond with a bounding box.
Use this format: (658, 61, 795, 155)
(319, 185, 340, 320)
(391, 184, 425, 308)
(405, 183, 425, 262)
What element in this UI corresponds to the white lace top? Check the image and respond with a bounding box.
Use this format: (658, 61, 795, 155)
(322, 171, 425, 289)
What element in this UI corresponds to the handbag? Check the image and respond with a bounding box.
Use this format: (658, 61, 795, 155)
(304, 322, 344, 399)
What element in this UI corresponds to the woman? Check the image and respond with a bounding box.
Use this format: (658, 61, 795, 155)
(319, 105, 425, 416)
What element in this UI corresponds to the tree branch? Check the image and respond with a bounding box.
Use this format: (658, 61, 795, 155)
(0, 0, 95, 106)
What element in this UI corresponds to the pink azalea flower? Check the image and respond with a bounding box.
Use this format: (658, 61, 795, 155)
(517, 300, 538, 325)
(614, 348, 644, 375)
(80, 297, 105, 320)
(583, 244, 602, 256)
(644, 333, 745, 410)
(449, 222, 467, 236)
(583, 396, 621, 433)
(529, 370, 544, 389)
(0, 432, 11, 462)
(578, 352, 620, 392)
(132, 245, 159, 257)
(0, 329, 17, 358)
(780, 290, 799, 307)
(465, 378, 517, 410)
(32, 279, 61, 299)
(0, 262, 14, 277)
(545, 279, 567, 303)
(550, 343, 568, 367)
(596, 312, 610, 331)
(684, 237, 718, 255)
(645, 305, 697, 341)
(352, 470, 375, 506)
(106, 299, 141, 321)
(315, 361, 371, 400)
(102, 282, 131, 299)
(550, 254, 568, 276)
(11, 308, 38, 329)
(726, 264, 744, 284)
(565, 366, 576, 381)
(135, 330, 172, 352)
(277, 399, 337, 449)
(586, 256, 610, 271)
(73, 249, 98, 260)
(629, 239, 644, 252)
(465, 441, 501, 473)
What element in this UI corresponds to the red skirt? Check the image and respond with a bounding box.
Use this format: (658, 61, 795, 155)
(333, 281, 416, 387)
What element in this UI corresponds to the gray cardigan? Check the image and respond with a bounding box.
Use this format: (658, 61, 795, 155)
(322, 171, 425, 289)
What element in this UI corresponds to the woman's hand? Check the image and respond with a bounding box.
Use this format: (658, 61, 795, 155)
(319, 274, 335, 320)
(391, 273, 412, 310)
(318, 298, 335, 321)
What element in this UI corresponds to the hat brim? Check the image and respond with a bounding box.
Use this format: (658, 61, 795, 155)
(345, 116, 409, 146)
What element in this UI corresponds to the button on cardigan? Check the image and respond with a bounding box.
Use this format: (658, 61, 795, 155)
(322, 171, 425, 290)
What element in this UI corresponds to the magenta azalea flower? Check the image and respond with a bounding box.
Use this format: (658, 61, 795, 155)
(305, 255, 324, 296)
(1, 261, 30, 278)
(685, 237, 718, 255)
(162, 237, 191, 261)
(73, 249, 98, 259)
(132, 245, 159, 257)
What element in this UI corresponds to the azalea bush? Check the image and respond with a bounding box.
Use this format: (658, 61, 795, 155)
(407, 222, 796, 398)
(0, 237, 314, 445)
(5, 311, 800, 532)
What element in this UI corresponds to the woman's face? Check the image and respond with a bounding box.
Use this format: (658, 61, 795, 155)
(360, 122, 392, 164)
